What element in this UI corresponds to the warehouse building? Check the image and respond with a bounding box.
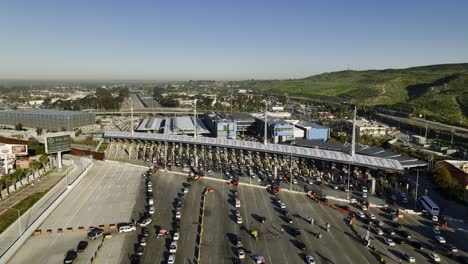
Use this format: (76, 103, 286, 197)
(203, 112, 237, 139)
(255, 115, 294, 143)
(0, 109, 95, 131)
(293, 120, 329, 141)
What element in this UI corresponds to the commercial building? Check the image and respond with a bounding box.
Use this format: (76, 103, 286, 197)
(255, 115, 294, 143)
(203, 112, 237, 139)
(0, 109, 95, 131)
(344, 118, 392, 137)
(293, 120, 329, 141)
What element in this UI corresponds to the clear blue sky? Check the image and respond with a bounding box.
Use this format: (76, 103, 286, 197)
(1, 0, 467, 80)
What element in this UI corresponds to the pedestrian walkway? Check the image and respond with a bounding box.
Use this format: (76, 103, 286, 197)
(0, 167, 70, 216)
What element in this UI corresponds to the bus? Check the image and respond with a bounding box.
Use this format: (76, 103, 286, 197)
(419, 196, 440, 216)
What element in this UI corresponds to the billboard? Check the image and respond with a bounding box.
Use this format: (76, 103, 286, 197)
(45, 135, 71, 154)
(0, 144, 28, 156)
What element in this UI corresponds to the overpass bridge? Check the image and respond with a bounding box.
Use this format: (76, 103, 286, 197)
(103, 131, 405, 172)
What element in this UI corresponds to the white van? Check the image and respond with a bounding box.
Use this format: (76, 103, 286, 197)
(148, 198, 154, 205)
(235, 199, 241, 208)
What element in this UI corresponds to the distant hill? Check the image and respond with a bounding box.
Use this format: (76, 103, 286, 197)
(242, 63, 468, 125)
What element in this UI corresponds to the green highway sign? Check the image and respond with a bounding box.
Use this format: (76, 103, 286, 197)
(45, 134, 71, 154)
(143, 96, 153, 99)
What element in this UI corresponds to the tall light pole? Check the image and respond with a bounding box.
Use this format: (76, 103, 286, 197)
(130, 97, 134, 135)
(264, 100, 268, 146)
(7, 207, 21, 238)
(193, 99, 198, 166)
(414, 169, 419, 211)
(289, 151, 293, 191)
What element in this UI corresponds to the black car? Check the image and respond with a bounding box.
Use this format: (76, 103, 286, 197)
(141, 227, 149, 237)
(393, 237, 405, 244)
(77, 241, 88, 252)
(391, 222, 402, 229)
(399, 230, 411, 239)
(293, 229, 301, 238)
(131, 254, 140, 264)
(64, 250, 77, 264)
(136, 245, 144, 256)
(295, 241, 306, 250)
(409, 240, 424, 249)
(383, 228, 396, 236)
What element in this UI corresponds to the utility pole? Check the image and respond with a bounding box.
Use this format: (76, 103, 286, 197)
(351, 105, 357, 157)
(193, 99, 198, 166)
(264, 100, 268, 146)
(130, 98, 134, 135)
(414, 169, 419, 211)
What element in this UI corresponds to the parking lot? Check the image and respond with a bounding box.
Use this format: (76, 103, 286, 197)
(8, 161, 147, 264)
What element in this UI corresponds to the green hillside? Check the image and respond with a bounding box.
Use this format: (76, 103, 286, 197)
(243, 63, 468, 124)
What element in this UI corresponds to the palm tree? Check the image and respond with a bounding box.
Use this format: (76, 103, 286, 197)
(39, 154, 49, 171)
(3, 173, 17, 194)
(29, 160, 41, 179)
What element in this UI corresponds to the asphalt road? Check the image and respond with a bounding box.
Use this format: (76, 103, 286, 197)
(8, 161, 147, 264)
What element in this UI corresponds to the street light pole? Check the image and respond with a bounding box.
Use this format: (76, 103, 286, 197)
(130, 98, 134, 135)
(290, 151, 293, 191)
(414, 169, 419, 211)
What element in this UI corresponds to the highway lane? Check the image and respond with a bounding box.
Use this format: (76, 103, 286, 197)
(9, 161, 146, 264)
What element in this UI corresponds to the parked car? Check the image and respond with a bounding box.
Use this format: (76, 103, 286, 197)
(64, 250, 77, 264)
(87, 228, 104, 240)
(429, 252, 441, 262)
(77, 241, 88, 252)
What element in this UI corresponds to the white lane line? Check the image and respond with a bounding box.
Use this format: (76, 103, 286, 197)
(362, 255, 370, 264)
(247, 185, 277, 264)
(37, 162, 112, 263)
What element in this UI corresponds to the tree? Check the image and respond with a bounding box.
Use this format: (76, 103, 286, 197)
(36, 127, 43, 135)
(432, 167, 456, 189)
(29, 160, 41, 177)
(39, 154, 49, 170)
(15, 123, 23, 131)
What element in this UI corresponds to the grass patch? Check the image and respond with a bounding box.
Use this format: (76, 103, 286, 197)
(98, 142, 109, 152)
(0, 191, 48, 234)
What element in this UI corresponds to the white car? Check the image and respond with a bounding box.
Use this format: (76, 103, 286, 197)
(306, 255, 315, 264)
(366, 213, 376, 220)
(432, 227, 441, 235)
(350, 198, 357, 204)
(361, 205, 368, 211)
(429, 252, 441, 262)
(140, 218, 152, 227)
(149, 206, 155, 215)
(237, 216, 243, 224)
(182, 188, 189, 193)
(173, 232, 180, 241)
(175, 211, 181, 219)
(280, 202, 286, 209)
(118, 225, 136, 233)
(238, 248, 245, 259)
(403, 253, 415, 263)
(372, 227, 384, 235)
(435, 235, 446, 244)
(432, 215, 439, 222)
(147, 186, 153, 192)
(169, 241, 178, 253)
(167, 254, 176, 264)
(356, 211, 365, 218)
(384, 237, 395, 246)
